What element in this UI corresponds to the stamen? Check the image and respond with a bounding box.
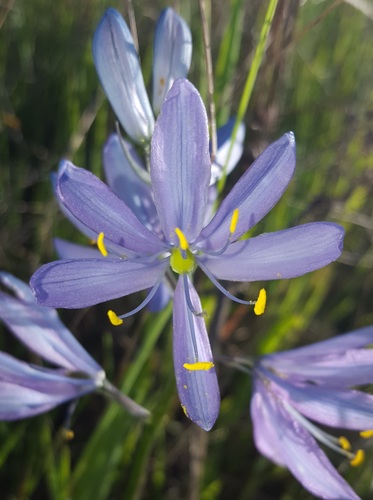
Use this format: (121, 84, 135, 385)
(183, 362, 214, 371)
(350, 449, 365, 467)
(360, 430, 373, 439)
(107, 310, 123, 326)
(175, 227, 189, 251)
(254, 288, 266, 315)
(97, 232, 108, 257)
(181, 404, 189, 417)
(198, 261, 256, 305)
(184, 275, 200, 361)
(338, 436, 351, 451)
(195, 208, 240, 257)
(107, 275, 164, 324)
(183, 274, 204, 316)
(229, 208, 239, 234)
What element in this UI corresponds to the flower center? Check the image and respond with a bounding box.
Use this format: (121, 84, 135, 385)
(170, 247, 196, 274)
(170, 228, 196, 274)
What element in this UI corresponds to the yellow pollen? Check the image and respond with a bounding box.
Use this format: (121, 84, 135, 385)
(254, 288, 267, 315)
(360, 430, 373, 439)
(175, 227, 189, 250)
(338, 436, 351, 451)
(229, 208, 239, 234)
(350, 449, 365, 467)
(107, 310, 123, 326)
(97, 232, 108, 257)
(183, 362, 214, 371)
(63, 429, 74, 441)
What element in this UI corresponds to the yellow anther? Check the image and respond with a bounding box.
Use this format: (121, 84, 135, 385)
(183, 362, 215, 371)
(63, 429, 74, 441)
(97, 232, 108, 257)
(360, 430, 373, 439)
(350, 449, 365, 467)
(107, 310, 123, 326)
(229, 208, 239, 234)
(254, 288, 267, 316)
(175, 227, 189, 250)
(338, 436, 351, 451)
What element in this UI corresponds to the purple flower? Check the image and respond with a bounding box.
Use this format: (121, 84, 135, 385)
(0, 272, 149, 420)
(93, 7, 192, 144)
(54, 118, 246, 313)
(31, 79, 344, 430)
(251, 328, 373, 499)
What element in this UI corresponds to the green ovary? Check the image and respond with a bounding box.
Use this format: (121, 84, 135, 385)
(170, 248, 196, 274)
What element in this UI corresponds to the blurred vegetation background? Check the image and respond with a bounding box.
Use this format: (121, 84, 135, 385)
(1, 0, 373, 498)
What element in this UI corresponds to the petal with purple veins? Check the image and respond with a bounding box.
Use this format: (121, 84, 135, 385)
(173, 275, 220, 431)
(200, 222, 344, 281)
(199, 133, 296, 250)
(272, 376, 373, 431)
(151, 79, 211, 244)
(93, 8, 154, 143)
(252, 377, 359, 499)
(103, 134, 159, 233)
(263, 345, 373, 388)
(30, 258, 169, 308)
(57, 161, 165, 255)
(152, 8, 192, 115)
(54, 238, 104, 260)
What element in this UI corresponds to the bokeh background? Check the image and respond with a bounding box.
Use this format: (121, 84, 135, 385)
(1, 0, 373, 498)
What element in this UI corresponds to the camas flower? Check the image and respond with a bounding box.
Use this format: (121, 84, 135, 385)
(251, 328, 373, 499)
(31, 79, 344, 430)
(54, 118, 246, 312)
(0, 272, 148, 420)
(93, 7, 192, 144)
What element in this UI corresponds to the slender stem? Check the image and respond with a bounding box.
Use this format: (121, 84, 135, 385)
(218, 0, 279, 193)
(198, 0, 217, 162)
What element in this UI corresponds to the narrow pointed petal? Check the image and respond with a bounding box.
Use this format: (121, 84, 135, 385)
(93, 8, 154, 143)
(173, 276, 220, 430)
(0, 274, 102, 375)
(151, 79, 210, 244)
(266, 326, 373, 358)
(0, 272, 35, 303)
(152, 8, 192, 115)
(57, 161, 165, 255)
(54, 238, 104, 260)
(200, 223, 344, 281)
(250, 386, 286, 467)
(0, 380, 93, 420)
(210, 119, 245, 185)
(263, 346, 373, 387)
(274, 377, 373, 431)
(30, 258, 168, 308)
(52, 169, 100, 242)
(103, 134, 159, 232)
(199, 133, 296, 250)
(252, 377, 359, 499)
(0, 352, 97, 420)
